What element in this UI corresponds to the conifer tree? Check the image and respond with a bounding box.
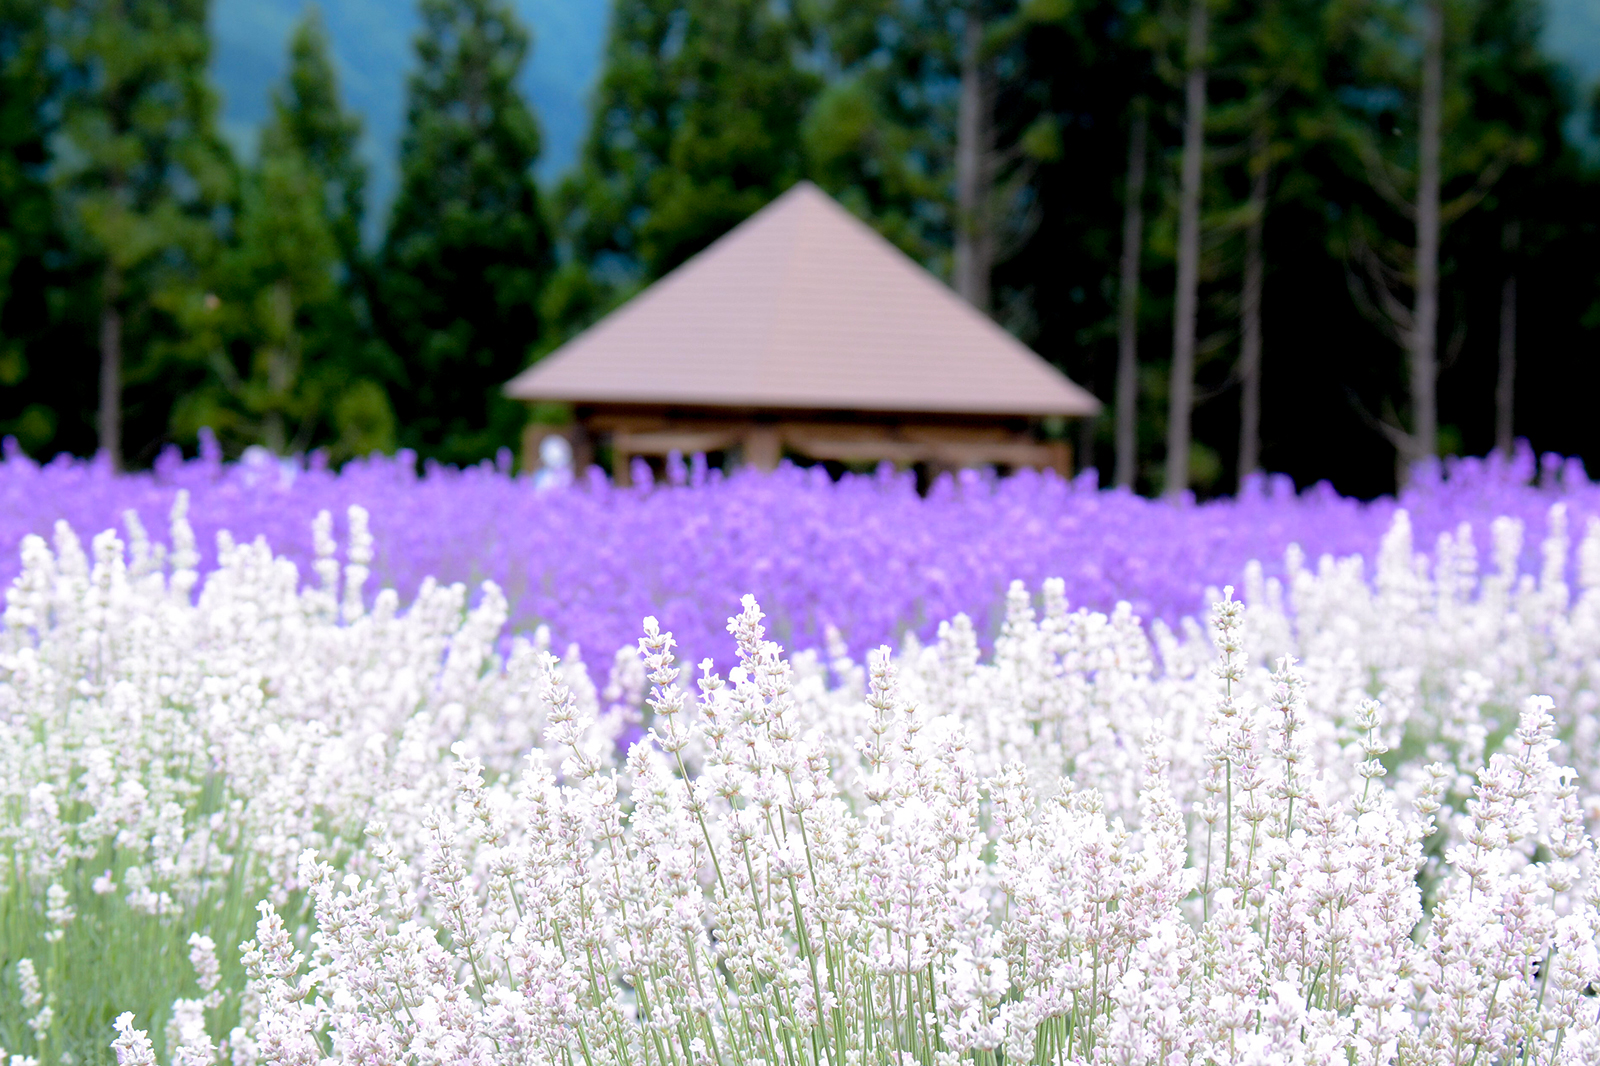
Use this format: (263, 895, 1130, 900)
(1113, 103, 1148, 489)
(948, 0, 1053, 316)
(954, 1, 998, 312)
(260, 8, 393, 460)
(1236, 121, 1268, 481)
(798, 0, 952, 263)
(54, 0, 232, 470)
(552, 0, 674, 297)
(1494, 219, 1517, 457)
(377, 0, 550, 465)
(0, 0, 58, 452)
(1334, 0, 1542, 480)
(172, 7, 393, 460)
(177, 149, 339, 455)
(53, 0, 232, 467)
(263, 9, 366, 273)
(805, 0, 1055, 307)
(983, 0, 1156, 480)
(640, 0, 818, 274)
(1211, 0, 1325, 485)
(1163, 0, 1209, 498)
(560, 0, 818, 290)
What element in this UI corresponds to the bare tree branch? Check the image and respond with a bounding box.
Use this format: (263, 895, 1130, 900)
(1345, 385, 1415, 452)
(1349, 131, 1415, 218)
(1439, 307, 1467, 370)
(1439, 145, 1518, 224)
(1343, 234, 1414, 345)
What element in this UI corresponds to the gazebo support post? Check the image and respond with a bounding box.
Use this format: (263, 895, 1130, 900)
(744, 426, 781, 471)
(613, 440, 632, 486)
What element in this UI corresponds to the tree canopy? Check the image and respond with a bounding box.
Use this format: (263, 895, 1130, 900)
(0, 0, 1594, 496)
(376, 0, 553, 466)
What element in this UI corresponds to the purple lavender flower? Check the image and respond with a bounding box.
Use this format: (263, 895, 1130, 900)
(3, 435, 1588, 662)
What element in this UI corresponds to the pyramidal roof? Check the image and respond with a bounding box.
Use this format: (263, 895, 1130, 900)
(506, 182, 1100, 417)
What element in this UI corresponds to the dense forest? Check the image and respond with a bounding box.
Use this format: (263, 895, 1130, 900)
(0, 0, 1597, 497)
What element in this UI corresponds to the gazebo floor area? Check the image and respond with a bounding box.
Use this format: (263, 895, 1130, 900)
(525, 409, 1072, 483)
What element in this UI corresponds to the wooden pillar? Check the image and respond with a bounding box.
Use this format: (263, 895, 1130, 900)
(744, 425, 781, 472)
(572, 422, 593, 475)
(1048, 440, 1072, 478)
(520, 420, 542, 473)
(612, 438, 632, 486)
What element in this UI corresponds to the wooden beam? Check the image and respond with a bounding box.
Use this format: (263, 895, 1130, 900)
(898, 425, 1014, 444)
(576, 415, 1073, 481)
(780, 427, 1069, 472)
(612, 429, 742, 456)
(590, 414, 741, 434)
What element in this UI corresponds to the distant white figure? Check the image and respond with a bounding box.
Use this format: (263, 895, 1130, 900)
(239, 444, 298, 488)
(534, 433, 573, 490)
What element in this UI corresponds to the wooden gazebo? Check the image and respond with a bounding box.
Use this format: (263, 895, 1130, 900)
(505, 182, 1099, 481)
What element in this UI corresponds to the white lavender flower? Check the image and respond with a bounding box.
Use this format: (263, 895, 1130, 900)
(4, 503, 1600, 1065)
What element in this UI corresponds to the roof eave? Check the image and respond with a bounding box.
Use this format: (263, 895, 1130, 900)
(503, 386, 1101, 419)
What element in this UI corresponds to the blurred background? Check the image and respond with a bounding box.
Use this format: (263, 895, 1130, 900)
(0, 0, 1596, 498)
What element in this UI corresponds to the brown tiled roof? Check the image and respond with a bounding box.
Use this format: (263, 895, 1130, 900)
(505, 182, 1101, 417)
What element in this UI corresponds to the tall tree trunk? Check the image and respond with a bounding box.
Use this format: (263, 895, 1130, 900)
(954, 7, 993, 313)
(1238, 122, 1269, 485)
(1405, 0, 1443, 481)
(1114, 104, 1148, 489)
(1076, 371, 1097, 476)
(263, 279, 296, 455)
(1164, 0, 1207, 498)
(1496, 220, 1519, 458)
(98, 264, 123, 472)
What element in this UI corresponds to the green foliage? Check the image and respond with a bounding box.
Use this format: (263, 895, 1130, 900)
(262, 9, 368, 270)
(51, 0, 235, 465)
(328, 377, 399, 459)
(1308, 0, 1561, 459)
(639, 0, 818, 273)
(53, 0, 234, 267)
(175, 8, 396, 461)
(558, 0, 819, 293)
(376, 0, 552, 466)
(0, 812, 263, 1066)
(173, 149, 339, 454)
(551, 0, 679, 292)
(552, 0, 1023, 326)
(1326, 0, 1549, 250)
(0, 0, 1592, 493)
(0, 0, 58, 455)
(797, 0, 960, 265)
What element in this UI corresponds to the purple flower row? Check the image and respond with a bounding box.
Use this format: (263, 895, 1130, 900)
(4, 434, 1593, 663)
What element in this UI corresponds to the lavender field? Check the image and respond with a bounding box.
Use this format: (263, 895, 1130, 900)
(3, 437, 1594, 664)
(10, 444, 1600, 1066)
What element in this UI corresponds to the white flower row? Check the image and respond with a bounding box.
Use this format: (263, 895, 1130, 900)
(4, 497, 1600, 1065)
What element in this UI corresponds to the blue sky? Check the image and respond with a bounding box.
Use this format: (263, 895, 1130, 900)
(210, 0, 609, 235)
